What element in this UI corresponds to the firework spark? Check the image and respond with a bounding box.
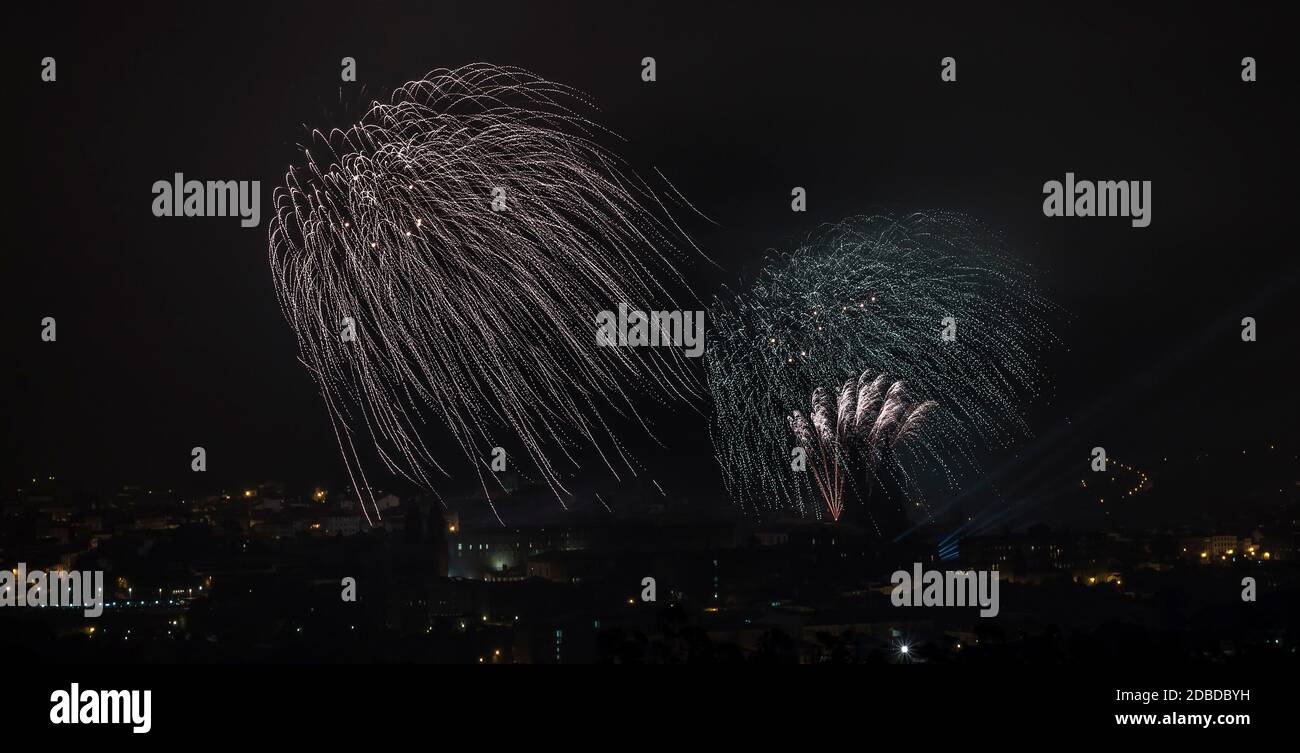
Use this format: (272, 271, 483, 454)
(268, 64, 704, 524)
(788, 372, 937, 522)
(708, 212, 1058, 529)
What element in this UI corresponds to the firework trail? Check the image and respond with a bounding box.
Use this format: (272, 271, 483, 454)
(787, 387, 848, 521)
(789, 372, 936, 523)
(708, 212, 1058, 528)
(268, 64, 704, 524)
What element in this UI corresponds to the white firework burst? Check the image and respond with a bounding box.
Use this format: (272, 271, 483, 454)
(269, 64, 705, 524)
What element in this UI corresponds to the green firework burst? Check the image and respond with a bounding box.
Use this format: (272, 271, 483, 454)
(706, 212, 1060, 527)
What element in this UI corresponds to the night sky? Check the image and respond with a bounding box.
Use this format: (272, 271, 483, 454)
(6, 3, 1296, 528)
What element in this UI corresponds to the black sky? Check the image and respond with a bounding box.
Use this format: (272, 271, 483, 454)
(6, 2, 1296, 526)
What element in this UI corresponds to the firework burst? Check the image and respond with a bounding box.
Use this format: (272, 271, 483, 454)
(708, 212, 1058, 529)
(268, 64, 704, 524)
(789, 372, 936, 523)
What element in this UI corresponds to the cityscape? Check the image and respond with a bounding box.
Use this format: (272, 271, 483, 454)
(4, 441, 1295, 665)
